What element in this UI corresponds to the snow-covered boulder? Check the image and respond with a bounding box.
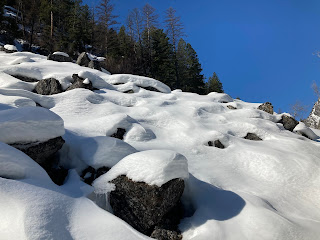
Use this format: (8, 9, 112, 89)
(66, 74, 94, 91)
(93, 150, 188, 236)
(293, 122, 319, 140)
(47, 52, 72, 62)
(34, 78, 63, 95)
(4, 44, 17, 53)
(279, 114, 299, 132)
(258, 102, 274, 114)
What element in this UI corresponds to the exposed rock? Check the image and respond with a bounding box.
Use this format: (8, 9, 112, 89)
(279, 115, 299, 132)
(34, 78, 63, 95)
(47, 53, 72, 62)
(227, 105, 237, 110)
(88, 60, 102, 71)
(110, 176, 185, 235)
(258, 102, 273, 114)
(208, 140, 225, 149)
(110, 128, 126, 140)
(10, 136, 65, 166)
(305, 98, 320, 128)
(138, 85, 161, 92)
(10, 74, 38, 82)
(124, 89, 135, 94)
(66, 74, 94, 91)
(151, 228, 182, 240)
(244, 133, 262, 141)
(81, 166, 110, 185)
(46, 166, 68, 185)
(76, 52, 91, 66)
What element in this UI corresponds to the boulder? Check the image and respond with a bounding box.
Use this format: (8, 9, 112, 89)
(110, 128, 126, 140)
(244, 133, 262, 141)
(81, 166, 110, 185)
(47, 53, 72, 62)
(279, 115, 299, 132)
(4, 44, 17, 53)
(66, 74, 94, 91)
(208, 140, 225, 149)
(10, 136, 65, 166)
(258, 102, 273, 114)
(88, 60, 102, 71)
(34, 78, 63, 95)
(76, 52, 91, 66)
(110, 176, 185, 235)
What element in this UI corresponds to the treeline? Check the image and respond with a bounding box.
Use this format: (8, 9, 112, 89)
(0, 0, 224, 93)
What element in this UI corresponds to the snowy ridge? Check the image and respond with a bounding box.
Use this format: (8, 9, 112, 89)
(0, 51, 320, 240)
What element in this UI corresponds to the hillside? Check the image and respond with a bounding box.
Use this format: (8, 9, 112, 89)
(1, 49, 320, 240)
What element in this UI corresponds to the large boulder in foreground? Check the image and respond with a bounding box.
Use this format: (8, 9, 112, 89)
(279, 115, 299, 132)
(47, 52, 72, 62)
(34, 78, 63, 95)
(93, 150, 189, 237)
(258, 102, 273, 114)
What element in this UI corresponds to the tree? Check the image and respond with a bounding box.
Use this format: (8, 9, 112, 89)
(290, 100, 308, 120)
(164, 7, 184, 89)
(206, 72, 224, 94)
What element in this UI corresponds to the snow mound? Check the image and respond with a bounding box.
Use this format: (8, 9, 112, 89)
(52, 51, 70, 57)
(293, 122, 319, 140)
(0, 106, 65, 144)
(93, 150, 189, 190)
(8, 56, 35, 65)
(0, 142, 49, 180)
(0, 94, 36, 109)
(76, 136, 137, 169)
(78, 70, 115, 90)
(4, 44, 17, 51)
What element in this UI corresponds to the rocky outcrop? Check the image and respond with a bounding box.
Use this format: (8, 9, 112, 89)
(258, 102, 273, 114)
(34, 78, 63, 95)
(208, 140, 225, 149)
(244, 133, 262, 141)
(10, 136, 65, 166)
(305, 98, 320, 129)
(76, 52, 91, 66)
(66, 74, 94, 91)
(47, 53, 72, 62)
(109, 176, 184, 236)
(110, 128, 126, 140)
(279, 115, 299, 132)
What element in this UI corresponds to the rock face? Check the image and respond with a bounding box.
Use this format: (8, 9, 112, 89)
(47, 53, 72, 62)
(76, 52, 91, 66)
(305, 98, 320, 129)
(258, 102, 273, 114)
(110, 176, 184, 235)
(244, 133, 262, 141)
(34, 78, 63, 95)
(10, 136, 65, 166)
(66, 74, 94, 91)
(279, 115, 299, 132)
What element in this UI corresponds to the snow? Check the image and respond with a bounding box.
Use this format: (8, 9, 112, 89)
(87, 53, 106, 62)
(293, 122, 319, 140)
(4, 44, 17, 51)
(0, 106, 65, 144)
(53, 51, 70, 57)
(1, 51, 320, 239)
(93, 150, 189, 190)
(83, 78, 90, 84)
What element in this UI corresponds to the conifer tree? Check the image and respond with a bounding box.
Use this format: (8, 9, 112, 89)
(206, 72, 224, 93)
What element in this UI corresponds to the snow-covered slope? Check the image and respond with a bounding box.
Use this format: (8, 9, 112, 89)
(1, 51, 320, 240)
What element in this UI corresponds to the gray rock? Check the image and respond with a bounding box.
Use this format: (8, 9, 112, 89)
(66, 74, 94, 91)
(88, 60, 102, 71)
(244, 133, 262, 141)
(47, 53, 72, 62)
(10, 136, 65, 166)
(208, 140, 225, 149)
(76, 52, 91, 66)
(81, 166, 110, 185)
(227, 105, 237, 110)
(110, 176, 185, 235)
(151, 228, 182, 240)
(258, 102, 273, 114)
(280, 115, 299, 132)
(34, 78, 63, 95)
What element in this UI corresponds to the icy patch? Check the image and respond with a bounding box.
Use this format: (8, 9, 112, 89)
(93, 150, 189, 190)
(0, 107, 65, 144)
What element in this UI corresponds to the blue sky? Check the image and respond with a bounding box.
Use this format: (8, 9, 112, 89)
(84, 0, 320, 116)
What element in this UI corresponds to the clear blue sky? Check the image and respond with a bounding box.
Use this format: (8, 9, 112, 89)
(85, 0, 320, 116)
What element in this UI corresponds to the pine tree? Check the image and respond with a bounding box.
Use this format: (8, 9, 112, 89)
(206, 72, 224, 93)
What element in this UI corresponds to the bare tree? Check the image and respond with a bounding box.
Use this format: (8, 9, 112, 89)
(290, 100, 308, 120)
(311, 81, 320, 99)
(96, 0, 118, 55)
